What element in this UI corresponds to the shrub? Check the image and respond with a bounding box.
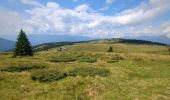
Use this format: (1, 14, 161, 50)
(0, 64, 45, 72)
(107, 60, 119, 63)
(69, 67, 110, 77)
(78, 57, 97, 63)
(107, 54, 124, 63)
(107, 46, 113, 52)
(31, 70, 67, 82)
(49, 56, 77, 62)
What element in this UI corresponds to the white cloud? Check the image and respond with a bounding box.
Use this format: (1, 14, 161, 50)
(20, 0, 43, 7)
(106, 0, 114, 5)
(47, 2, 59, 9)
(113, 0, 170, 25)
(75, 4, 90, 12)
(161, 22, 170, 38)
(1, 0, 170, 39)
(0, 9, 22, 35)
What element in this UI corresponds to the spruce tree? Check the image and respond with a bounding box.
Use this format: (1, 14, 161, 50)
(107, 46, 113, 52)
(14, 29, 33, 56)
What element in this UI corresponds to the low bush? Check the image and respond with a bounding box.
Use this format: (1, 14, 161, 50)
(107, 60, 119, 63)
(107, 54, 124, 63)
(69, 67, 110, 77)
(31, 70, 67, 82)
(78, 57, 97, 63)
(49, 56, 77, 62)
(0, 64, 45, 72)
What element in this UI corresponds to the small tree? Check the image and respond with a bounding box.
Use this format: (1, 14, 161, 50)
(107, 46, 113, 52)
(14, 29, 33, 56)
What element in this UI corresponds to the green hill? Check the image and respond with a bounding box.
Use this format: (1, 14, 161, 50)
(0, 41, 170, 99)
(33, 39, 167, 52)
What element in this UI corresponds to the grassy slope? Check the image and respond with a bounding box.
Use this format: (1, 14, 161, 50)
(0, 41, 170, 100)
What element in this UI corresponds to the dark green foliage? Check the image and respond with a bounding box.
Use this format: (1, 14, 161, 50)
(69, 67, 110, 77)
(31, 70, 67, 82)
(107, 46, 113, 52)
(107, 54, 124, 63)
(169, 47, 170, 52)
(34, 45, 49, 51)
(50, 55, 97, 63)
(112, 54, 124, 60)
(49, 56, 77, 62)
(112, 38, 166, 46)
(78, 56, 96, 63)
(107, 60, 119, 63)
(14, 29, 33, 56)
(0, 64, 45, 72)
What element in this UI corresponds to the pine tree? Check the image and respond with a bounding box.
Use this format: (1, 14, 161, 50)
(107, 46, 113, 52)
(14, 29, 33, 56)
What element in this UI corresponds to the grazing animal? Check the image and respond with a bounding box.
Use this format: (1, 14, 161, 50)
(58, 47, 66, 52)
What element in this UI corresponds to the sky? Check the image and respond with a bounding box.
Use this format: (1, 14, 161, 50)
(0, 0, 170, 42)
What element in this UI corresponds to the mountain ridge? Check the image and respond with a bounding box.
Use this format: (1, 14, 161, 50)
(0, 38, 15, 51)
(1, 37, 168, 52)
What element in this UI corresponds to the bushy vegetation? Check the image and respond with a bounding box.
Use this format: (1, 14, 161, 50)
(31, 70, 67, 82)
(69, 67, 110, 77)
(0, 64, 45, 72)
(107, 54, 124, 63)
(49, 55, 97, 63)
(78, 56, 97, 63)
(0, 41, 170, 99)
(49, 56, 77, 62)
(31, 67, 110, 83)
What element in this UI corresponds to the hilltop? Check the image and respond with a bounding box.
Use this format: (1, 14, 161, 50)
(1, 38, 168, 52)
(0, 40, 170, 99)
(33, 38, 167, 52)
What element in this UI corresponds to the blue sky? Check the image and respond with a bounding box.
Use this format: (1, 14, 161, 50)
(0, 0, 170, 43)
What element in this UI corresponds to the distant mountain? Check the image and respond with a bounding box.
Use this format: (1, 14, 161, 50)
(112, 38, 167, 46)
(125, 35, 170, 45)
(3, 34, 169, 45)
(1, 34, 93, 46)
(0, 38, 15, 51)
(28, 34, 92, 45)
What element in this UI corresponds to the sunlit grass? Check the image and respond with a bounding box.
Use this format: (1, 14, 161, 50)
(0, 41, 170, 99)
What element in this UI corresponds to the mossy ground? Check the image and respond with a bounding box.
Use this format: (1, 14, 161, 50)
(0, 42, 170, 100)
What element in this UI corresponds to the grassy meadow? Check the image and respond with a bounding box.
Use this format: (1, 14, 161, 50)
(0, 41, 170, 100)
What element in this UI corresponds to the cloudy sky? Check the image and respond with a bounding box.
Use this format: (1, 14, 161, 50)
(0, 0, 170, 41)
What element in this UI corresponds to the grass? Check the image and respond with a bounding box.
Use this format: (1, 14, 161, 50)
(0, 41, 170, 99)
(31, 69, 67, 82)
(0, 64, 45, 72)
(69, 67, 110, 77)
(107, 54, 124, 63)
(78, 56, 97, 63)
(49, 56, 77, 62)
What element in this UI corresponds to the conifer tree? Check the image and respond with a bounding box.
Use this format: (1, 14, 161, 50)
(14, 29, 33, 56)
(107, 46, 113, 52)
